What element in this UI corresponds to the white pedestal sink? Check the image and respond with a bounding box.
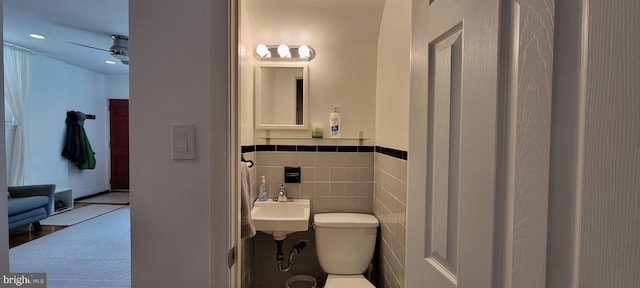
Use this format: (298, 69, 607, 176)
(251, 199, 310, 240)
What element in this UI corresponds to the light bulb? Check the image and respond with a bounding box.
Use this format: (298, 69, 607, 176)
(277, 44, 291, 58)
(256, 44, 270, 58)
(29, 33, 46, 40)
(298, 45, 311, 58)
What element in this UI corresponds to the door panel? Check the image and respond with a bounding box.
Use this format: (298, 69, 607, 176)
(409, 0, 501, 287)
(427, 26, 462, 277)
(409, 0, 555, 287)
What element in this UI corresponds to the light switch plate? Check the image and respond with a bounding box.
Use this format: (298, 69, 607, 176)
(171, 124, 195, 160)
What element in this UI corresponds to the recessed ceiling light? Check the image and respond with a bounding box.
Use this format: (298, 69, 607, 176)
(104, 60, 116, 65)
(29, 33, 46, 40)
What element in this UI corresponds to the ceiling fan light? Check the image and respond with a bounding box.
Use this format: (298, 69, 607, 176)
(29, 33, 46, 40)
(109, 34, 129, 62)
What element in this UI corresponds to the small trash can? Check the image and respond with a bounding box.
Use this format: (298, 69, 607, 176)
(286, 275, 317, 288)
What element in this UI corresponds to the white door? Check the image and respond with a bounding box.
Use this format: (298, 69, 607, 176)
(407, 0, 555, 287)
(407, 1, 501, 286)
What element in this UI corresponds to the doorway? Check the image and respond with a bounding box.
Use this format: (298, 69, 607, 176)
(109, 99, 130, 191)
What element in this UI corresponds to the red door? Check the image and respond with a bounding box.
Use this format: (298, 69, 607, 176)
(109, 99, 129, 190)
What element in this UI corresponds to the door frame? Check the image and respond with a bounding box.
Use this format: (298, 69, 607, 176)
(0, 0, 9, 272)
(212, 0, 239, 286)
(229, 0, 241, 286)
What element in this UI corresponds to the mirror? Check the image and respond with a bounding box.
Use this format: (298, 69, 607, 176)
(255, 63, 308, 129)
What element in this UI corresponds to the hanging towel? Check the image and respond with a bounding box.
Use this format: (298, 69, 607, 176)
(240, 162, 256, 239)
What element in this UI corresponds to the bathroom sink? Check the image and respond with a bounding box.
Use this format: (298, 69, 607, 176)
(251, 199, 310, 240)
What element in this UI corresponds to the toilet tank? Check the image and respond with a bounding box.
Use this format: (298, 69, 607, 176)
(314, 213, 379, 274)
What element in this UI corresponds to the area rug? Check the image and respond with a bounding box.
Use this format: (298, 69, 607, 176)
(76, 192, 130, 205)
(40, 204, 126, 226)
(10, 207, 131, 288)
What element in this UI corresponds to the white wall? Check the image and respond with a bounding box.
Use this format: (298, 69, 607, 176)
(245, 0, 385, 144)
(239, 0, 255, 146)
(301, 43, 377, 143)
(130, 0, 230, 286)
(106, 74, 129, 99)
(27, 55, 110, 198)
(375, 0, 411, 151)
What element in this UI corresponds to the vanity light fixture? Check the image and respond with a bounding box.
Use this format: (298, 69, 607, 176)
(255, 44, 315, 61)
(298, 45, 311, 58)
(277, 44, 291, 58)
(29, 33, 46, 40)
(256, 44, 271, 58)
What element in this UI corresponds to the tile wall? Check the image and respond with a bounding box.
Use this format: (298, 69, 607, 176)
(253, 146, 375, 214)
(374, 151, 407, 288)
(241, 145, 407, 288)
(250, 145, 375, 288)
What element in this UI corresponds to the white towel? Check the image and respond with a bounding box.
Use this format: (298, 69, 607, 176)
(240, 162, 256, 239)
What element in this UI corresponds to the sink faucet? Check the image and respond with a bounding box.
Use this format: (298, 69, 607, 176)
(277, 184, 288, 202)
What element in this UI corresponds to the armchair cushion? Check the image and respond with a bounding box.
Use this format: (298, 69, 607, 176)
(7, 184, 56, 230)
(8, 196, 49, 216)
(8, 184, 56, 217)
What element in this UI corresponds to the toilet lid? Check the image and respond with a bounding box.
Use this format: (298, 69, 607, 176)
(325, 274, 375, 288)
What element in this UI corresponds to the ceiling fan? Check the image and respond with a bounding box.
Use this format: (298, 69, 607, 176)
(68, 35, 129, 65)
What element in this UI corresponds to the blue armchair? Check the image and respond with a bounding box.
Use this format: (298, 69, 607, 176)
(8, 184, 56, 231)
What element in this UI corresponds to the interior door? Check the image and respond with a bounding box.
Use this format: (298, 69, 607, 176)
(109, 99, 130, 190)
(407, 0, 501, 287)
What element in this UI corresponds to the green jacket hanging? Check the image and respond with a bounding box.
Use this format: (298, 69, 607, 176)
(77, 126, 96, 170)
(62, 111, 96, 170)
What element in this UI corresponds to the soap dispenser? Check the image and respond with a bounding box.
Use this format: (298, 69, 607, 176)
(259, 175, 269, 201)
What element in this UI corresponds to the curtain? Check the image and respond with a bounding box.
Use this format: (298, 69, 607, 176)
(3, 44, 32, 186)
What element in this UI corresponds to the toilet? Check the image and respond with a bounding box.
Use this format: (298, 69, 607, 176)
(314, 213, 379, 288)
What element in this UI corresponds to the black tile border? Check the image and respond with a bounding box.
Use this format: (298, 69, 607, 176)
(296, 145, 318, 152)
(241, 145, 255, 153)
(358, 146, 375, 152)
(317, 145, 338, 152)
(247, 145, 407, 160)
(252, 145, 376, 153)
(276, 145, 297, 151)
(255, 145, 276, 151)
(337, 146, 359, 152)
(376, 146, 408, 160)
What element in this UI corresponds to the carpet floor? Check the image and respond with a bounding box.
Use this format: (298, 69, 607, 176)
(10, 207, 131, 288)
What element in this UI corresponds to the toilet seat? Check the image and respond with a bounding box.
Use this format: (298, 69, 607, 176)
(325, 274, 375, 288)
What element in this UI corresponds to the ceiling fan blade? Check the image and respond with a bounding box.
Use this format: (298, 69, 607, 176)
(67, 41, 109, 52)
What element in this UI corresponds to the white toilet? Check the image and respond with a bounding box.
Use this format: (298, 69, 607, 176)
(314, 213, 379, 288)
